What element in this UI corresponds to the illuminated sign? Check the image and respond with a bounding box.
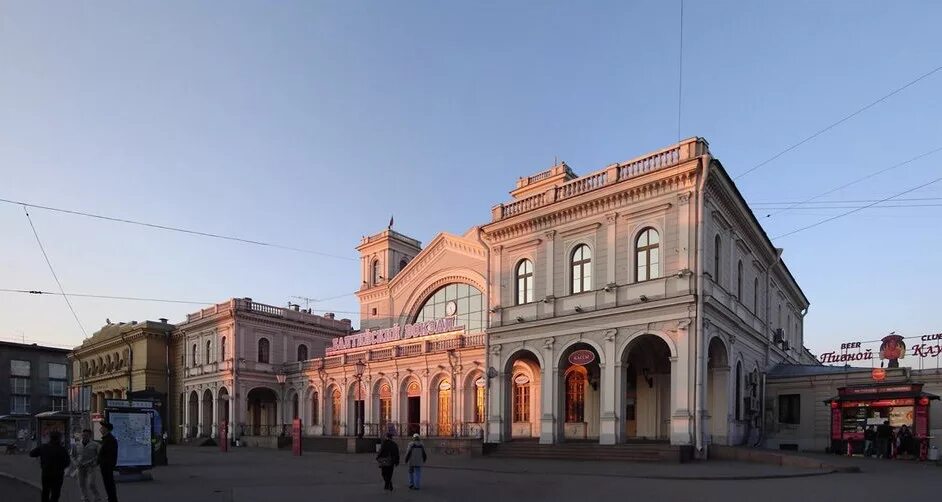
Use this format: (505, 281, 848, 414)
(327, 316, 463, 354)
(818, 333, 941, 365)
(568, 350, 596, 366)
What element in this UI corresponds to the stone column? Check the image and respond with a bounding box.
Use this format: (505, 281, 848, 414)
(669, 320, 693, 445)
(539, 338, 556, 444)
(196, 389, 204, 437)
(390, 375, 400, 437)
(599, 330, 618, 445)
(486, 345, 503, 443)
(183, 391, 190, 439)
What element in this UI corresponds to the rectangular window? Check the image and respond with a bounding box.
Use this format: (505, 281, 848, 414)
(11, 360, 30, 376)
(513, 383, 530, 422)
(11, 395, 30, 415)
(778, 394, 801, 424)
(51, 397, 67, 412)
(48, 363, 67, 380)
(49, 380, 67, 397)
(11, 377, 30, 395)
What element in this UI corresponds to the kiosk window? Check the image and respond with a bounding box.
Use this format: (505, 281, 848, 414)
(778, 394, 800, 424)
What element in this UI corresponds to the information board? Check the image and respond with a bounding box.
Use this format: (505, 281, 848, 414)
(109, 411, 152, 467)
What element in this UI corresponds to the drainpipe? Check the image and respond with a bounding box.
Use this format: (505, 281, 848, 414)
(475, 227, 491, 445)
(693, 147, 711, 455)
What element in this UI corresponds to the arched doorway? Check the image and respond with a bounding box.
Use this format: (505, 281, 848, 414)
(217, 387, 230, 436)
(246, 388, 278, 436)
(374, 380, 393, 435)
(431, 376, 453, 437)
(621, 335, 673, 441)
(187, 391, 198, 438)
(347, 381, 366, 437)
(558, 343, 601, 441)
(307, 387, 320, 432)
(707, 337, 731, 445)
(504, 350, 541, 440)
(201, 389, 214, 437)
(464, 371, 486, 437)
(326, 386, 342, 436)
(400, 378, 422, 436)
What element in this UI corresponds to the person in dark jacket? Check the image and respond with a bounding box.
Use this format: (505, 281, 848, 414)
(876, 420, 892, 459)
(97, 421, 119, 502)
(863, 426, 876, 457)
(404, 433, 428, 490)
(29, 430, 71, 502)
(375, 433, 400, 491)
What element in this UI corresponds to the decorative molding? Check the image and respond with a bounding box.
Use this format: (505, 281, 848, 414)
(543, 230, 556, 240)
(605, 212, 618, 224)
(559, 221, 602, 238)
(542, 338, 554, 350)
(489, 344, 502, 356)
(619, 202, 672, 222)
(603, 329, 617, 343)
(677, 192, 691, 205)
(504, 238, 543, 253)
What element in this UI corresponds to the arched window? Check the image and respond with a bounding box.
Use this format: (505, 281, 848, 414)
(570, 244, 592, 294)
(413, 283, 486, 333)
(371, 259, 380, 285)
(473, 377, 486, 423)
(512, 374, 530, 422)
(735, 362, 743, 420)
(753, 278, 759, 313)
(378, 383, 392, 429)
(515, 259, 534, 305)
(191, 344, 198, 366)
(206, 340, 212, 363)
(399, 259, 408, 272)
(714, 235, 722, 284)
(737, 260, 743, 300)
(311, 391, 319, 425)
(437, 379, 453, 435)
(565, 367, 586, 423)
(635, 228, 660, 281)
(220, 337, 227, 361)
(297, 344, 308, 362)
(257, 338, 270, 364)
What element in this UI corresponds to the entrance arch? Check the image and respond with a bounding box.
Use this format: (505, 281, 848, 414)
(347, 381, 366, 437)
(707, 336, 731, 445)
(201, 389, 214, 437)
(558, 343, 601, 441)
(326, 385, 342, 436)
(503, 349, 541, 440)
(373, 379, 393, 435)
(246, 387, 278, 436)
(187, 391, 198, 438)
(620, 334, 673, 441)
(400, 377, 422, 436)
(431, 374, 453, 437)
(217, 387, 230, 436)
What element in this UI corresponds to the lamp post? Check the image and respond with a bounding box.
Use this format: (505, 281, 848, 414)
(276, 372, 287, 437)
(354, 359, 365, 439)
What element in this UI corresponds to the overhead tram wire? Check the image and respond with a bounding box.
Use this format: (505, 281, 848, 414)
(22, 207, 87, 337)
(749, 197, 942, 206)
(761, 145, 942, 218)
(772, 174, 942, 240)
(0, 197, 356, 261)
(734, 64, 942, 180)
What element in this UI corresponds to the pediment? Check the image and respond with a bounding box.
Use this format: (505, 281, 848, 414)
(389, 230, 486, 296)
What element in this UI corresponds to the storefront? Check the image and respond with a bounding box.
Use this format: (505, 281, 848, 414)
(826, 383, 938, 459)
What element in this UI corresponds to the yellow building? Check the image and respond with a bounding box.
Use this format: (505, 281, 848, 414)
(69, 319, 174, 418)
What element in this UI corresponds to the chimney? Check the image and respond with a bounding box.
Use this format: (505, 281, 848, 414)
(341, 318, 352, 326)
(324, 312, 335, 320)
(243, 297, 252, 302)
(159, 318, 168, 324)
(292, 304, 300, 312)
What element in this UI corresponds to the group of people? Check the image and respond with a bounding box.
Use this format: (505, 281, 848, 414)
(29, 421, 119, 502)
(863, 421, 919, 459)
(375, 432, 428, 492)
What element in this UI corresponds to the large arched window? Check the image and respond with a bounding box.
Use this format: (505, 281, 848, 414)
(714, 235, 722, 284)
(191, 344, 198, 366)
(297, 344, 308, 362)
(737, 260, 743, 300)
(635, 228, 660, 281)
(474, 377, 486, 423)
(565, 367, 586, 423)
(257, 338, 270, 364)
(515, 259, 534, 305)
(371, 259, 380, 285)
(413, 283, 485, 333)
(735, 361, 743, 420)
(753, 278, 759, 313)
(220, 337, 227, 361)
(512, 374, 530, 422)
(570, 244, 592, 294)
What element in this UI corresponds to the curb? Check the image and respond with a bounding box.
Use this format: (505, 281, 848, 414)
(425, 464, 845, 481)
(0, 470, 41, 491)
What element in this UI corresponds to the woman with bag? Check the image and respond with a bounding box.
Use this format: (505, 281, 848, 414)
(375, 432, 400, 491)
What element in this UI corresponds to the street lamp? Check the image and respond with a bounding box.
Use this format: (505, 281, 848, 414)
(276, 372, 287, 436)
(354, 359, 365, 438)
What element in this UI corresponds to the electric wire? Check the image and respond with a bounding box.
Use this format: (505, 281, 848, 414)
(0, 197, 356, 261)
(772, 174, 942, 240)
(734, 64, 942, 180)
(22, 207, 87, 337)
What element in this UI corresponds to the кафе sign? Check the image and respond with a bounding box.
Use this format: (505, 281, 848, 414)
(326, 316, 465, 354)
(818, 333, 942, 366)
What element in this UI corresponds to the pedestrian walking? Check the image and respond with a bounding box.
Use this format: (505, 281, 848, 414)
(863, 425, 876, 457)
(405, 433, 427, 490)
(29, 430, 71, 502)
(72, 429, 103, 502)
(97, 421, 119, 502)
(375, 432, 400, 491)
(876, 420, 891, 459)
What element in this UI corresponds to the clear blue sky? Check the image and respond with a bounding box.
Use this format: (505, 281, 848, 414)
(1, 1, 940, 358)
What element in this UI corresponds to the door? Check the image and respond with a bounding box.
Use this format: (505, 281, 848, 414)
(408, 397, 421, 435)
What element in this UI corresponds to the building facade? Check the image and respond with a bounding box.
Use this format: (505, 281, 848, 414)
(0, 341, 71, 441)
(171, 298, 353, 442)
(69, 320, 174, 426)
(480, 137, 810, 453)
